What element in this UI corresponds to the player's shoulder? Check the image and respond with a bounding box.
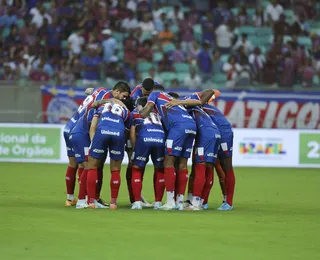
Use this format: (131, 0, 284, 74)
(131, 84, 142, 96)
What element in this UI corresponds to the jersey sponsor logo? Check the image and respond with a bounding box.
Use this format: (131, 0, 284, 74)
(70, 117, 77, 123)
(186, 148, 193, 153)
(102, 117, 120, 123)
(157, 157, 164, 162)
(101, 130, 120, 136)
(47, 97, 79, 124)
(185, 129, 197, 135)
(174, 146, 182, 151)
(110, 150, 121, 155)
(93, 148, 104, 153)
(136, 156, 146, 161)
(182, 114, 193, 119)
(215, 134, 221, 139)
(75, 153, 81, 157)
(66, 147, 71, 151)
(143, 137, 164, 143)
(146, 129, 164, 133)
(64, 129, 70, 133)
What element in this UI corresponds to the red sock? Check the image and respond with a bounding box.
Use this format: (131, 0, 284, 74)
(110, 170, 121, 204)
(65, 166, 77, 196)
(176, 169, 188, 196)
(96, 168, 103, 200)
(78, 168, 84, 183)
(193, 163, 206, 197)
(87, 168, 98, 204)
(202, 166, 214, 205)
(225, 169, 235, 206)
(154, 168, 165, 202)
(126, 166, 134, 203)
(131, 167, 143, 202)
(187, 166, 195, 194)
(215, 161, 227, 197)
(164, 167, 176, 192)
(78, 169, 88, 200)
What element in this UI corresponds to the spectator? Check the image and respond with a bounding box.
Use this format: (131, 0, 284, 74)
(136, 0, 151, 21)
(212, 50, 224, 73)
(81, 45, 102, 86)
(223, 55, 242, 88)
(301, 58, 315, 87)
(188, 40, 200, 63)
(158, 54, 174, 72)
(5, 24, 21, 46)
(170, 41, 186, 63)
(105, 61, 126, 80)
(197, 41, 212, 82)
(1, 63, 16, 80)
(167, 5, 184, 24)
(101, 29, 117, 63)
(0, 7, 17, 27)
(154, 12, 166, 32)
(18, 54, 31, 78)
(57, 65, 75, 86)
(179, 12, 195, 53)
(121, 10, 139, 32)
(249, 47, 265, 83)
(280, 51, 296, 87)
(238, 6, 250, 25)
(139, 14, 154, 33)
(253, 7, 266, 27)
(201, 12, 215, 45)
(152, 2, 163, 21)
(232, 33, 253, 55)
(273, 14, 290, 37)
(158, 23, 174, 45)
(311, 32, 320, 60)
(212, 1, 232, 27)
(30, 4, 52, 28)
(67, 29, 85, 56)
(46, 18, 63, 58)
(215, 21, 236, 54)
(137, 39, 153, 62)
(183, 67, 202, 89)
(265, 0, 284, 23)
(126, 0, 137, 12)
(123, 30, 139, 65)
(32, 55, 54, 77)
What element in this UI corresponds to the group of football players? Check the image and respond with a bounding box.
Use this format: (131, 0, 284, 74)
(63, 78, 236, 211)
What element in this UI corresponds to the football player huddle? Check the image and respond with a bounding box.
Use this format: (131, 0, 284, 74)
(63, 78, 235, 211)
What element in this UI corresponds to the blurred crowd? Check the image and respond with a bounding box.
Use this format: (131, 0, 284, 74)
(0, 0, 320, 89)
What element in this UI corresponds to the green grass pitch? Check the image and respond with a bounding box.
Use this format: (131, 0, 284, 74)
(0, 163, 319, 260)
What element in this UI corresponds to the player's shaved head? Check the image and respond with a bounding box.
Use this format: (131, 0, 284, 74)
(142, 78, 154, 91)
(154, 84, 165, 92)
(122, 98, 134, 112)
(167, 92, 180, 99)
(136, 97, 148, 107)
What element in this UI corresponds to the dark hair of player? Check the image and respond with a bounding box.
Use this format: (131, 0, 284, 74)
(113, 81, 131, 94)
(122, 97, 134, 112)
(154, 84, 165, 92)
(167, 92, 180, 99)
(136, 97, 148, 107)
(142, 78, 154, 91)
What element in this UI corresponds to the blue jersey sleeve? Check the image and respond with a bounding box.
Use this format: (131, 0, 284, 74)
(94, 106, 103, 117)
(147, 91, 159, 105)
(189, 93, 201, 101)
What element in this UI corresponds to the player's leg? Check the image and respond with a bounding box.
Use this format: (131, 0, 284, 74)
(151, 143, 165, 209)
(215, 159, 227, 201)
(96, 154, 108, 206)
(217, 133, 235, 210)
(125, 142, 135, 204)
(86, 132, 109, 209)
(185, 158, 195, 206)
(201, 163, 214, 209)
(108, 133, 126, 210)
(64, 132, 78, 206)
(175, 132, 196, 210)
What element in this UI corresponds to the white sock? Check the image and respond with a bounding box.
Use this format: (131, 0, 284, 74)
(176, 194, 184, 205)
(167, 191, 175, 205)
(192, 196, 201, 207)
(67, 194, 74, 201)
(187, 193, 193, 202)
(78, 199, 85, 203)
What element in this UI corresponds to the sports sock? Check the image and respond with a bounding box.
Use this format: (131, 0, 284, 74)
(202, 166, 214, 205)
(215, 161, 227, 197)
(110, 170, 121, 205)
(77, 168, 84, 183)
(65, 166, 77, 199)
(96, 168, 103, 200)
(191, 196, 201, 207)
(87, 168, 98, 204)
(78, 169, 88, 200)
(131, 167, 142, 202)
(176, 169, 189, 204)
(154, 168, 165, 202)
(126, 166, 134, 203)
(193, 163, 206, 197)
(225, 169, 235, 206)
(164, 167, 176, 204)
(187, 168, 195, 194)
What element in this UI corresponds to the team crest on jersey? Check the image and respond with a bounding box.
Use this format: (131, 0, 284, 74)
(47, 97, 79, 124)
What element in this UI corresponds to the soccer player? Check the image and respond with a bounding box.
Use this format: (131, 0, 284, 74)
(73, 84, 130, 209)
(86, 83, 131, 209)
(63, 87, 106, 206)
(202, 101, 235, 210)
(140, 89, 215, 210)
(130, 97, 165, 210)
(168, 92, 221, 210)
(130, 78, 161, 104)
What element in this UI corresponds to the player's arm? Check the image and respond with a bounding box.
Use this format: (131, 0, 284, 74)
(130, 125, 136, 148)
(89, 116, 99, 141)
(139, 102, 154, 118)
(165, 99, 201, 109)
(84, 88, 94, 95)
(198, 89, 221, 105)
